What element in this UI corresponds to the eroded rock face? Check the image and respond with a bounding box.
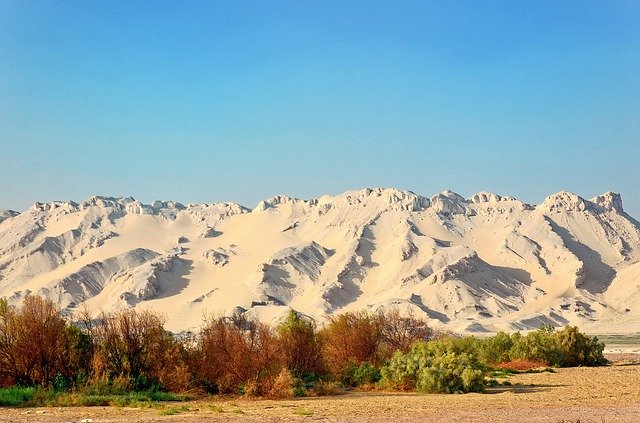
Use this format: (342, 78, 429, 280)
(469, 192, 502, 203)
(202, 247, 235, 267)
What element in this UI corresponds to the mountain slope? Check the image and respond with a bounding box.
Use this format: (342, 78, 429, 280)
(1, 188, 639, 334)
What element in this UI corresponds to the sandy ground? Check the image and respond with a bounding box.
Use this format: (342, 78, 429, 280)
(2, 363, 640, 423)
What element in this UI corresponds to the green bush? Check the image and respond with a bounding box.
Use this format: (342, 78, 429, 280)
(476, 332, 516, 364)
(477, 325, 606, 368)
(510, 325, 562, 365)
(381, 339, 486, 393)
(555, 326, 606, 367)
(338, 361, 381, 387)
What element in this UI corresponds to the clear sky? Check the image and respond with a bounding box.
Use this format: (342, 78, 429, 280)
(1, 1, 639, 217)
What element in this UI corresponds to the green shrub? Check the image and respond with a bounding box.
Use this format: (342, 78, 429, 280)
(477, 332, 516, 364)
(555, 326, 606, 367)
(0, 386, 37, 406)
(338, 361, 381, 387)
(510, 325, 562, 365)
(381, 339, 486, 393)
(477, 326, 605, 368)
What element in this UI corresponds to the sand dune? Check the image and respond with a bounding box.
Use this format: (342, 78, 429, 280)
(1, 188, 639, 334)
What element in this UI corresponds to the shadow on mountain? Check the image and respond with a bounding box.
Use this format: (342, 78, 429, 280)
(495, 266, 534, 286)
(155, 257, 194, 299)
(545, 217, 615, 294)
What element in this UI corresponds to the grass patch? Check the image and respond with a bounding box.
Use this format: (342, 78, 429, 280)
(293, 406, 314, 416)
(58, 391, 188, 407)
(0, 386, 190, 408)
(490, 369, 516, 378)
(206, 404, 225, 413)
(160, 405, 190, 415)
(0, 387, 37, 406)
(491, 365, 555, 376)
(522, 367, 555, 374)
(486, 379, 513, 387)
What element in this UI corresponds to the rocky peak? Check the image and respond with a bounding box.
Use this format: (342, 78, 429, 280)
(151, 200, 186, 211)
(80, 196, 124, 210)
(591, 192, 623, 213)
(430, 190, 467, 214)
(540, 191, 589, 213)
(254, 195, 303, 212)
(337, 188, 431, 211)
(30, 201, 79, 213)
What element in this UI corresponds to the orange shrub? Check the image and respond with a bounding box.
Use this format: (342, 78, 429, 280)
(197, 314, 283, 395)
(0, 296, 85, 387)
(87, 309, 191, 391)
(319, 311, 383, 376)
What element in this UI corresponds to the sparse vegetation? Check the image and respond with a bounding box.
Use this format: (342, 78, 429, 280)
(293, 406, 314, 416)
(0, 295, 608, 404)
(159, 404, 190, 415)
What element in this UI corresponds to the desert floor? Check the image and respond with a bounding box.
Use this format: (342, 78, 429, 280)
(3, 360, 640, 423)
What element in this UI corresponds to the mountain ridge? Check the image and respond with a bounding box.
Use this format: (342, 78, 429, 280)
(1, 187, 639, 334)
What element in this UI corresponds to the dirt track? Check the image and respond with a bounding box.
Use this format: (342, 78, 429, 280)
(2, 364, 640, 423)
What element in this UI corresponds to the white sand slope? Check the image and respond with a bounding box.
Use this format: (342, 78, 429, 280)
(1, 188, 639, 334)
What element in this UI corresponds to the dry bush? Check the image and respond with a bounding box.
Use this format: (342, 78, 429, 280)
(263, 368, 296, 399)
(0, 296, 83, 387)
(198, 314, 284, 395)
(378, 308, 437, 359)
(319, 311, 383, 377)
(87, 308, 191, 391)
(319, 309, 436, 378)
(310, 381, 345, 396)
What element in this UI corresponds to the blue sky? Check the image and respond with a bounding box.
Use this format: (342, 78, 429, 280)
(1, 1, 639, 217)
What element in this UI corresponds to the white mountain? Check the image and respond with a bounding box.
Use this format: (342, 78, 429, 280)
(1, 188, 639, 334)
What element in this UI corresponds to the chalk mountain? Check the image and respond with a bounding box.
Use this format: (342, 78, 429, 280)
(1, 188, 639, 334)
